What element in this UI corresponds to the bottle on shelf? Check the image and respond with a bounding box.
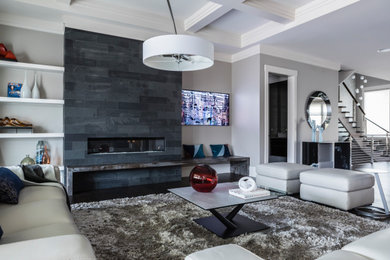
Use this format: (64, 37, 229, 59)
(36, 140, 44, 164)
(32, 72, 40, 99)
(42, 145, 50, 164)
(20, 71, 32, 98)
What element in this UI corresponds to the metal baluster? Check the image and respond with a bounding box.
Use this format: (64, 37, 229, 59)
(371, 136, 374, 164)
(386, 133, 389, 156)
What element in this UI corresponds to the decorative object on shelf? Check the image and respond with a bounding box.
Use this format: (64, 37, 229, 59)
(238, 176, 257, 192)
(0, 43, 17, 62)
(20, 154, 35, 165)
(20, 71, 31, 98)
(142, 0, 213, 71)
(309, 120, 317, 142)
(42, 145, 50, 164)
(189, 165, 217, 192)
(32, 73, 40, 99)
(7, 82, 22, 98)
(318, 126, 324, 142)
(36, 140, 45, 164)
(183, 144, 205, 159)
(0, 117, 32, 127)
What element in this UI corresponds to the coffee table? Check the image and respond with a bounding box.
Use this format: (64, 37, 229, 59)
(168, 182, 283, 238)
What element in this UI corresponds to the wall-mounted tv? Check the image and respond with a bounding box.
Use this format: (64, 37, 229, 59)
(181, 89, 230, 126)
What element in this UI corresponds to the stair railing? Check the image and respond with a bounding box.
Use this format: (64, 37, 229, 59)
(339, 82, 390, 161)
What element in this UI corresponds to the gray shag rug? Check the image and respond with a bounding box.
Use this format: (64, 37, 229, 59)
(72, 194, 389, 260)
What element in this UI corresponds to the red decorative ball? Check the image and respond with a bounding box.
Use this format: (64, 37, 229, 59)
(190, 165, 218, 192)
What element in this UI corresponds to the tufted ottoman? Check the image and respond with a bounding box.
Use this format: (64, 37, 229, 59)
(185, 244, 263, 260)
(256, 163, 313, 194)
(300, 168, 375, 210)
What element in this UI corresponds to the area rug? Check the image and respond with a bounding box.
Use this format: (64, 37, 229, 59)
(72, 194, 389, 260)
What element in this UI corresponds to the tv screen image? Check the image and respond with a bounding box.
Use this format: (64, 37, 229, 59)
(181, 90, 229, 126)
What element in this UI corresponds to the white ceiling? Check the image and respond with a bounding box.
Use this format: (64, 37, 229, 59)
(0, 0, 389, 81)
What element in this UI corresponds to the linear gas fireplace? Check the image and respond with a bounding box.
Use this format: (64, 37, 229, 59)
(88, 137, 165, 155)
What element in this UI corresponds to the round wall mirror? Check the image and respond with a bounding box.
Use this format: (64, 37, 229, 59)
(306, 91, 331, 130)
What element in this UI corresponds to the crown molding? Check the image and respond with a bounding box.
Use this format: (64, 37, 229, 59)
(0, 12, 64, 34)
(214, 52, 233, 63)
(260, 45, 341, 71)
(231, 45, 261, 63)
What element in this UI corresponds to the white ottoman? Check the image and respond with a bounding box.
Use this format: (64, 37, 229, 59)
(185, 244, 263, 260)
(300, 168, 375, 210)
(256, 163, 313, 194)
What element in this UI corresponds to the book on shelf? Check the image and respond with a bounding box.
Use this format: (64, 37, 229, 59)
(229, 188, 271, 199)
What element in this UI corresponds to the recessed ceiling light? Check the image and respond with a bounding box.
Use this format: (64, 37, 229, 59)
(378, 48, 390, 53)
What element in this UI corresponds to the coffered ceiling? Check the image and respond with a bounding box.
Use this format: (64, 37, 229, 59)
(0, 0, 389, 80)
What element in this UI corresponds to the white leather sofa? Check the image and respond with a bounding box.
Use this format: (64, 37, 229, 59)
(317, 227, 390, 260)
(186, 228, 390, 260)
(0, 165, 96, 260)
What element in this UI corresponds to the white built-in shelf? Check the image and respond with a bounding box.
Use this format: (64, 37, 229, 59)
(0, 60, 64, 73)
(0, 133, 64, 139)
(0, 97, 64, 105)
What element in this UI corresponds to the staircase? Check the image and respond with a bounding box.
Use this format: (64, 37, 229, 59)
(338, 71, 390, 167)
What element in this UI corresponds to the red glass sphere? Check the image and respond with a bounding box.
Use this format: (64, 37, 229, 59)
(190, 165, 218, 192)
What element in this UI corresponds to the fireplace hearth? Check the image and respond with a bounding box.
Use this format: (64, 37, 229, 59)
(88, 137, 165, 155)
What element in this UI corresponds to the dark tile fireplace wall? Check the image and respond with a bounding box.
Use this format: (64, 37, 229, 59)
(64, 28, 182, 192)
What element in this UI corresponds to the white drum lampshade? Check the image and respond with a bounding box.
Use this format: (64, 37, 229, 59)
(143, 34, 214, 71)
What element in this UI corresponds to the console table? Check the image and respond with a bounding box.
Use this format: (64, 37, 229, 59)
(65, 156, 250, 196)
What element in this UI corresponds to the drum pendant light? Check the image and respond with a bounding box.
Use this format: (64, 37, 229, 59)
(143, 0, 214, 71)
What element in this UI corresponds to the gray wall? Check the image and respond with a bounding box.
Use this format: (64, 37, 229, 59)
(182, 61, 232, 175)
(231, 53, 339, 173)
(231, 54, 261, 174)
(64, 28, 182, 191)
(260, 54, 339, 163)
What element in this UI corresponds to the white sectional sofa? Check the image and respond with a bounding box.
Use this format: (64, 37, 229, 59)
(0, 165, 95, 260)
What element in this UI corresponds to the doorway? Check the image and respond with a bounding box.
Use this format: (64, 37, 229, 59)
(264, 65, 298, 163)
(268, 74, 288, 162)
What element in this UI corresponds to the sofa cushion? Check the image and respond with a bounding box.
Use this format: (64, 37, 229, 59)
(0, 223, 80, 244)
(300, 168, 374, 192)
(0, 235, 96, 260)
(316, 250, 369, 260)
(0, 167, 24, 204)
(0, 199, 74, 234)
(256, 163, 313, 180)
(342, 228, 390, 260)
(185, 244, 264, 260)
(210, 144, 231, 157)
(18, 185, 66, 204)
(183, 144, 205, 158)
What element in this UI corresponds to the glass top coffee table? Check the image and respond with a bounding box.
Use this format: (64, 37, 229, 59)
(168, 182, 284, 238)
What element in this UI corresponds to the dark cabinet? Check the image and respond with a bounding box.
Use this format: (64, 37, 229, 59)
(302, 142, 350, 169)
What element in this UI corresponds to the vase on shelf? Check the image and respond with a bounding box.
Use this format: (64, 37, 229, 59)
(42, 145, 50, 164)
(20, 71, 31, 98)
(32, 73, 40, 99)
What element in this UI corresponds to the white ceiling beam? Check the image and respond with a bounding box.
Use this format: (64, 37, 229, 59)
(210, 0, 294, 24)
(241, 0, 360, 47)
(184, 2, 232, 32)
